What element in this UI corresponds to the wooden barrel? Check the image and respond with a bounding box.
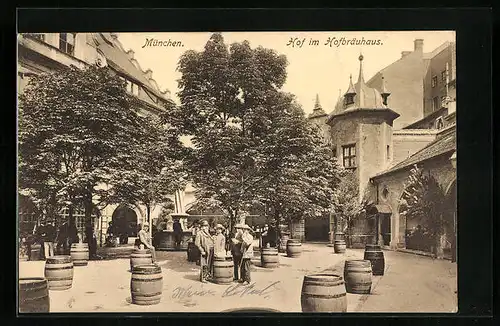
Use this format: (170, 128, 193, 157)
(70, 243, 89, 266)
(365, 244, 381, 252)
(44, 255, 73, 291)
(261, 248, 279, 268)
(333, 240, 346, 254)
(18, 278, 50, 313)
(130, 249, 153, 270)
(130, 264, 163, 305)
(300, 274, 347, 312)
(279, 234, 290, 253)
(213, 257, 234, 284)
(334, 232, 345, 241)
(29, 244, 42, 261)
(343, 260, 372, 294)
(364, 248, 385, 276)
(286, 239, 302, 258)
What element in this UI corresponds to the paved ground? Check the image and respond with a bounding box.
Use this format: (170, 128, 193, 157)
(18, 244, 457, 313)
(353, 250, 457, 313)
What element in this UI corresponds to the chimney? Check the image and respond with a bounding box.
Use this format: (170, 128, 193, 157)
(414, 39, 424, 52)
(126, 50, 135, 59)
(145, 69, 153, 79)
(401, 51, 412, 58)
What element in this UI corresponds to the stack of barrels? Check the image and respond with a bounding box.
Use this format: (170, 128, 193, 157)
(301, 273, 347, 312)
(364, 244, 385, 276)
(286, 239, 302, 258)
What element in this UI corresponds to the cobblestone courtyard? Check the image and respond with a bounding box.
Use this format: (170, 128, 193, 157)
(18, 244, 457, 313)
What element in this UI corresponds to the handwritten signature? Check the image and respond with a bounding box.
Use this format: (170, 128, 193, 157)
(172, 286, 216, 300)
(171, 281, 281, 301)
(222, 281, 281, 299)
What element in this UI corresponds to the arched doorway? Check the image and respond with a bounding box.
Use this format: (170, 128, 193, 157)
(112, 205, 138, 242)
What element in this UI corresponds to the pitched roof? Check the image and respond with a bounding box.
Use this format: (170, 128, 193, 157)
(94, 33, 171, 103)
(372, 125, 456, 179)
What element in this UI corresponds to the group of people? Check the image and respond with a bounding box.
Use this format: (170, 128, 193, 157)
(24, 219, 98, 260)
(193, 220, 254, 284)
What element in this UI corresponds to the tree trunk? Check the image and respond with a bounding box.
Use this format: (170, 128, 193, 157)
(146, 204, 151, 238)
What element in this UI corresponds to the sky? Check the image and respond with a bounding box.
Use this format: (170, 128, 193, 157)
(117, 31, 455, 115)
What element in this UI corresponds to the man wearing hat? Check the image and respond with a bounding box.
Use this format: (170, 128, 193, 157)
(138, 222, 156, 262)
(195, 219, 215, 282)
(213, 224, 226, 258)
(232, 224, 254, 284)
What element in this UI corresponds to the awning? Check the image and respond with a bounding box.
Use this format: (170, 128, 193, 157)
(367, 204, 392, 215)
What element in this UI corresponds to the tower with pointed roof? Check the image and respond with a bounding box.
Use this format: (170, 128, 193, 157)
(328, 54, 400, 202)
(308, 94, 330, 141)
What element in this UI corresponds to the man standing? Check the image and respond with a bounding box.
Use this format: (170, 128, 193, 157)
(213, 224, 226, 258)
(239, 225, 254, 284)
(231, 224, 244, 282)
(44, 220, 56, 258)
(138, 222, 156, 262)
(172, 218, 183, 250)
(194, 220, 214, 283)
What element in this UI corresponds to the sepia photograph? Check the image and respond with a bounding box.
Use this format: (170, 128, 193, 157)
(17, 30, 457, 314)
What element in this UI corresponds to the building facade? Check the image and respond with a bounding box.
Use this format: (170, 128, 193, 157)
(17, 32, 183, 244)
(306, 40, 456, 258)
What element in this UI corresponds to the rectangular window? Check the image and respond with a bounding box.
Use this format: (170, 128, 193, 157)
(431, 76, 438, 88)
(441, 70, 447, 82)
(342, 144, 356, 168)
(432, 96, 439, 111)
(59, 33, 76, 55)
(386, 145, 390, 161)
(132, 83, 139, 96)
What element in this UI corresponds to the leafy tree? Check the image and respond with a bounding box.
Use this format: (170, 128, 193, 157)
(110, 115, 188, 227)
(19, 65, 147, 233)
(253, 94, 343, 240)
(399, 164, 447, 254)
(168, 33, 288, 231)
(331, 170, 371, 247)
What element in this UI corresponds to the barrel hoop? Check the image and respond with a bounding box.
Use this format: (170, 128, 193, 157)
(345, 270, 372, 273)
(132, 270, 161, 275)
(21, 295, 49, 301)
(301, 292, 346, 299)
(131, 277, 163, 282)
(131, 292, 162, 297)
(46, 276, 73, 280)
(45, 266, 73, 270)
(303, 281, 344, 287)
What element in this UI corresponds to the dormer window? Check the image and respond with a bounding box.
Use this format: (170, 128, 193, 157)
(59, 33, 76, 55)
(436, 118, 444, 130)
(344, 94, 355, 106)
